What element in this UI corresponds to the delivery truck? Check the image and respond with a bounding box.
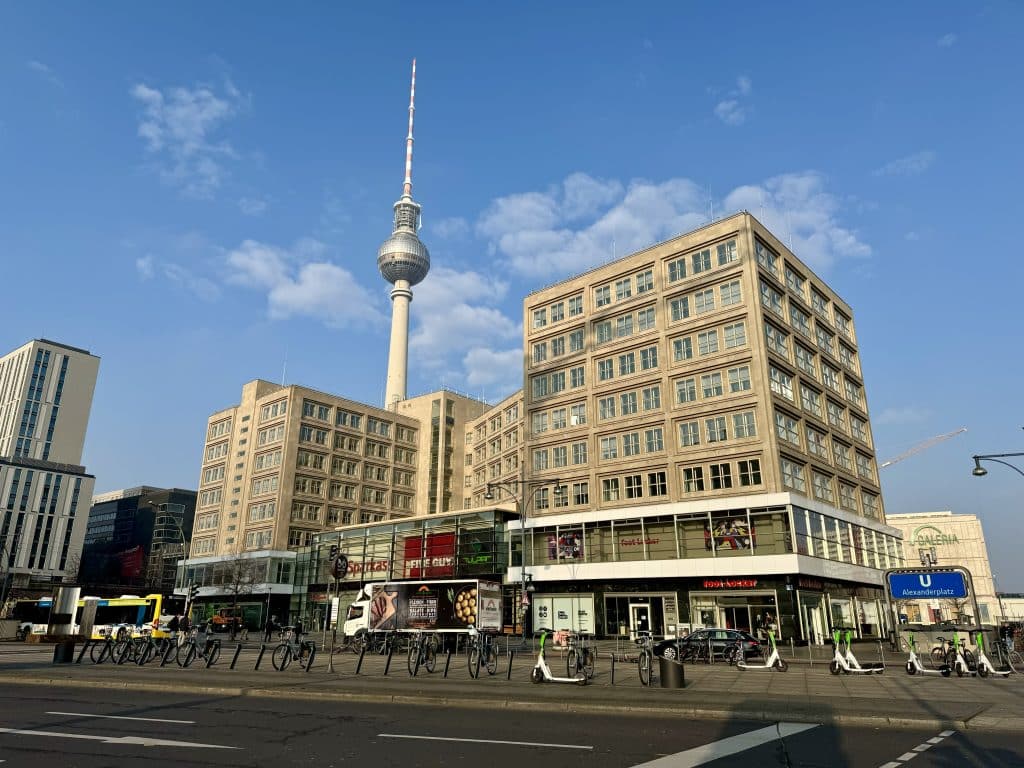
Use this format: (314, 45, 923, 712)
(342, 579, 502, 640)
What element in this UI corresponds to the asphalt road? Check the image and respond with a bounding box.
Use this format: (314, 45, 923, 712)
(0, 685, 1020, 767)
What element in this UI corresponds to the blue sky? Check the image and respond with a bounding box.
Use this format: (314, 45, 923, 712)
(3, 2, 1023, 586)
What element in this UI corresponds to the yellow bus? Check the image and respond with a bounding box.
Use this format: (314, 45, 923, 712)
(13, 593, 185, 639)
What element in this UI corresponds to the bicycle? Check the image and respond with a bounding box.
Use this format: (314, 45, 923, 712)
(931, 636, 956, 667)
(177, 630, 222, 668)
(135, 634, 175, 665)
(994, 637, 1023, 673)
(467, 626, 498, 678)
(407, 630, 437, 676)
(89, 636, 116, 664)
(636, 631, 655, 686)
(271, 628, 313, 671)
(566, 632, 595, 680)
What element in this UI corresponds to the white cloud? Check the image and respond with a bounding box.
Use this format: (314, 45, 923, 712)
(874, 406, 931, 426)
(937, 33, 957, 47)
(403, 266, 523, 398)
(477, 171, 868, 278)
(27, 60, 62, 88)
(463, 347, 523, 392)
(431, 216, 469, 240)
(134, 252, 219, 301)
(224, 239, 383, 328)
(872, 151, 936, 177)
(736, 75, 752, 96)
(135, 254, 156, 279)
(130, 79, 247, 198)
(714, 99, 747, 126)
(238, 197, 268, 216)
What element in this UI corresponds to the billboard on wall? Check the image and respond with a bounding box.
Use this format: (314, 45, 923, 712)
(403, 532, 456, 578)
(704, 518, 756, 551)
(532, 594, 595, 633)
(547, 531, 584, 560)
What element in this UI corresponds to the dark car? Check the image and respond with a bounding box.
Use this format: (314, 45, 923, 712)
(654, 628, 761, 662)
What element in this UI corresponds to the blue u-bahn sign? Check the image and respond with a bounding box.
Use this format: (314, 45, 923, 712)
(887, 571, 968, 600)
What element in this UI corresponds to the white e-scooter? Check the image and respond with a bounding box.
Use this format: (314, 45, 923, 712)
(829, 629, 884, 675)
(736, 630, 788, 671)
(904, 632, 951, 677)
(973, 631, 1011, 678)
(530, 630, 587, 685)
(949, 632, 977, 678)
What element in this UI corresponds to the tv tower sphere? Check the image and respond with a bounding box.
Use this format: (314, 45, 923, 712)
(378, 220, 430, 286)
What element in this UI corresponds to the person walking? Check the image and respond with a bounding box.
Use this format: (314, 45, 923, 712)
(168, 614, 180, 643)
(263, 615, 277, 643)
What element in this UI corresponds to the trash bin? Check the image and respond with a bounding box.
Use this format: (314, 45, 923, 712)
(659, 656, 685, 688)
(52, 640, 76, 664)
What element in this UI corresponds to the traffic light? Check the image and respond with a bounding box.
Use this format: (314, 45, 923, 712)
(188, 582, 200, 602)
(328, 544, 339, 560)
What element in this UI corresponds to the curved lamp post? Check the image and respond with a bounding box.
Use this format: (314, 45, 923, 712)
(484, 478, 562, 643)
(971, 453, 1024, 479)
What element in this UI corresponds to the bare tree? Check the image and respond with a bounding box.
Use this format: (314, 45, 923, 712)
(212, 549, 265, 637)
(940, 597, 973, 624)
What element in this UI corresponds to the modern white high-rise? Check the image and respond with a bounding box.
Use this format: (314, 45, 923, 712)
(377, 59, 431, 411)
(0, 339, 99, 598)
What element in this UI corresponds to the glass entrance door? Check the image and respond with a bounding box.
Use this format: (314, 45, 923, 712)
(720, 606, 752, 633)
(629, 603, 651, 640)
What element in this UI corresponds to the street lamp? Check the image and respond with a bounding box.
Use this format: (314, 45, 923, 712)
(484, 478, 562, 642)
(971, 453, 1024, 479)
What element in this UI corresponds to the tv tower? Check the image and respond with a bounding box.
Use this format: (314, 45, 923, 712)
(378, 59, 430, 410)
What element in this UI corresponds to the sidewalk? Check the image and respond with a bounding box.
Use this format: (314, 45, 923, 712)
(1, 642, 1021, 732)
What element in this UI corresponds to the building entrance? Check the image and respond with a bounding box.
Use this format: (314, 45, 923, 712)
(629, 603, 651, 640)
(690, 590, 780, 639)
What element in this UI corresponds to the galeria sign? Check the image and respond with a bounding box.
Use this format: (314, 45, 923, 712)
(911, 525, 959, 546)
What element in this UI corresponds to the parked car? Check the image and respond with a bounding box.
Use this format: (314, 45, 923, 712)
(654, 628, 761, 662)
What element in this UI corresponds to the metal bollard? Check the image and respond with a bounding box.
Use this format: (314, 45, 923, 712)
(206, 641, 220, 668)
(506, 650, 514, 680)
(443, 650, 453, 678)
(75, 641, 90, 664)
(384, 641, 395, 676)
(877, 639, 885, 666)
(808, 642, 813, 667)
(230, 644, 243, 670)
(610, 654, 616, 685)
(708, 637, 714, 665)
(254, 644, 267, 670)
(305, 643, 316, 672)
(789, 638, 795, 663)
(161, 641, 176, 667)
(328, 630, 336, 674)
(356, 644, 367, 675)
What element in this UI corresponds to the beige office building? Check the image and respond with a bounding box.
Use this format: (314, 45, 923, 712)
(474, 211, 904, 641)
(887, 511, 999, 624)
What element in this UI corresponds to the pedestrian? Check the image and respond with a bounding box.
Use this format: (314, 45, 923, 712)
(168, 614, 180, 642)
(263, 615, 276, 642)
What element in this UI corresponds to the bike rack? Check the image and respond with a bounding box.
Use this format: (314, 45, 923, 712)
(254, 643, 267, 670)
(443, 649, 453, 678)
(230, 644, 243, 670)
(75, 641, 91, 664)
(304, 642, 316, 672)
(205, 641, 221, 668)
(383, 640, 395, 676)
(506, 650, 514, 681)
(355, 644, 367, 675)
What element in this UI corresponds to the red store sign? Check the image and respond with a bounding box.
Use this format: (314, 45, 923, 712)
(703, 578, 758, 589)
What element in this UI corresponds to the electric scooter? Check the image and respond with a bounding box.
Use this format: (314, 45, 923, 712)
(950, 632, 977, 678)
(829, 629, 884, 674)
(973, 631, 1011, 678)
(904, 632, 951, 677)
(530, 629, 587, 685)
(736, 630, 788, 671)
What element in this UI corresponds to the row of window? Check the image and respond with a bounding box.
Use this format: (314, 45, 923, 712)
(673, 364, 751, 406)
(780, 458, 881, 518)
(755, 240, 854, 343)
(680, 458, 764, 492)
(760, 289, 859, 375)
(774, 408, 877, 482)
(207, 419, 231, 442)
(667, 278, 742, 324)
(678, 409, 758, 447)
(532, 294, 585, 329)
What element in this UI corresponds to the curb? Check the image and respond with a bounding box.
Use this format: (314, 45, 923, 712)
(0, 673, 1002, 732)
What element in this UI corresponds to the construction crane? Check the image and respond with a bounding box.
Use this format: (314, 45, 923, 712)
(879, 427, 968, 469)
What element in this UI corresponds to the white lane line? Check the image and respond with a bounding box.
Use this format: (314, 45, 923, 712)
(879, 763, 902, 768)
(629, 722, 819, 767)
(897, 753, 918, 761)
(0, 727, 238, 749)
(926, 737, 944, 744)
(378, 734, 592, 750)
(940, 730, 956, 737)
(46, 712, 194, 725)
(913, 743, 932, 752)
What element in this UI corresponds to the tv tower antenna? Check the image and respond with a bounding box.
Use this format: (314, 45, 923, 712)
(378, 59, 431, 411)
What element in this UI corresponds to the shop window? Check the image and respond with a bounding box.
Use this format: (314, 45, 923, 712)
(808, 512, 828, 559)
(677, 514, 714, 559)
(614, 519, 645, 562)
(749, 509, 791, 555)
(791, 508, 810, 556)
(708, 511, 752, 557)
(585, 521, 614, 563)
(644, 518, 677, 560)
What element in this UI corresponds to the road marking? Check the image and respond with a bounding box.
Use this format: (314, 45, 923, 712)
(629, 722, 819, 767)
(0, 727, 238, 749)
(879, 731, 956, 766)
(378, 734, 592, 750)
(46, 712, 194, 725)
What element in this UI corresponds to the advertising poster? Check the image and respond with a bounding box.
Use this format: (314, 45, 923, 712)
(547, 531, 584, 560)
(704, 518, 755, 551)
